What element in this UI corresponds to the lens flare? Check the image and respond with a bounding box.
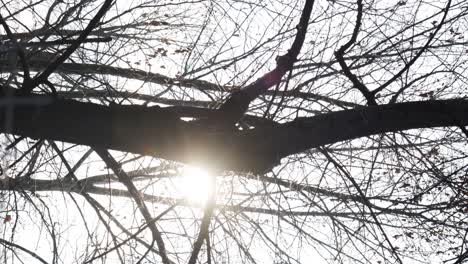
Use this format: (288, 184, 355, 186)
(178, 166, 214, 204)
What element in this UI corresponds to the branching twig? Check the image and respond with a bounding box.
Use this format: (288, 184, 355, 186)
(94, 147, 171, 264)
(214, 0, 316, 125)
(320, 148, 403, 264)
(0, 14, 31, 86)
(334, 0, 376, 105)
(372, 0, 452, 95)
(0, 238, 48, 264)
(24, 0, 114, 94)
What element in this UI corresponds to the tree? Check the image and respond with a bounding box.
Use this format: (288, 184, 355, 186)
(0, 0, 466, 263)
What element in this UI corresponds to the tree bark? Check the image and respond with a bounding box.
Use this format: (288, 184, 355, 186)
(1, 96, 466, 172)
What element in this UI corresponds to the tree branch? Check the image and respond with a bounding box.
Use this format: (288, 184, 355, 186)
(1, 95, 468, 172)
(0, 238, 48, 264)
(372, 0, 452, 95)
(214, 0, 316, 124)
(24, 0, 114, 94)
(334, 0, 376, 105)
(0, 53, 355, 108)
(94, 148, 171, 264)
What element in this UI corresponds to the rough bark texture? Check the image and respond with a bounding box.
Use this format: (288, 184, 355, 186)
(1, 95, 467, 172)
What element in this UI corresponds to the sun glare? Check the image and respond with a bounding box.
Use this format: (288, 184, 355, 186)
(178, 166, 214, 204)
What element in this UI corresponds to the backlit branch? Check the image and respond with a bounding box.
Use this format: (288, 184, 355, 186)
(334, 0, 376, 105)
(95, 148, 171, 264)
(1, 96, 468, 172)
(214, 0, 316, 124)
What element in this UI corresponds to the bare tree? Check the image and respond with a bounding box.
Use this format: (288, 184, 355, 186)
(0, 0, 466, 263)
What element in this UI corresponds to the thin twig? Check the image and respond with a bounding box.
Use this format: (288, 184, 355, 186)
(320, 148, 404, 264)
(94, 147, 171, 264)
(25, 0, 114, 94)
(372, 0, 452, 95)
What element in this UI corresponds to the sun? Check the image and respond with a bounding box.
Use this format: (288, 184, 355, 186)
(178, 165, 214, 204)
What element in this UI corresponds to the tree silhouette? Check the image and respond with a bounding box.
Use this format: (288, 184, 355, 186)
(0, 0, 466, 263)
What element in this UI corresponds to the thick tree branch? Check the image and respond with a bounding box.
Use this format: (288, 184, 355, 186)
(1, 95, 468, 172)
